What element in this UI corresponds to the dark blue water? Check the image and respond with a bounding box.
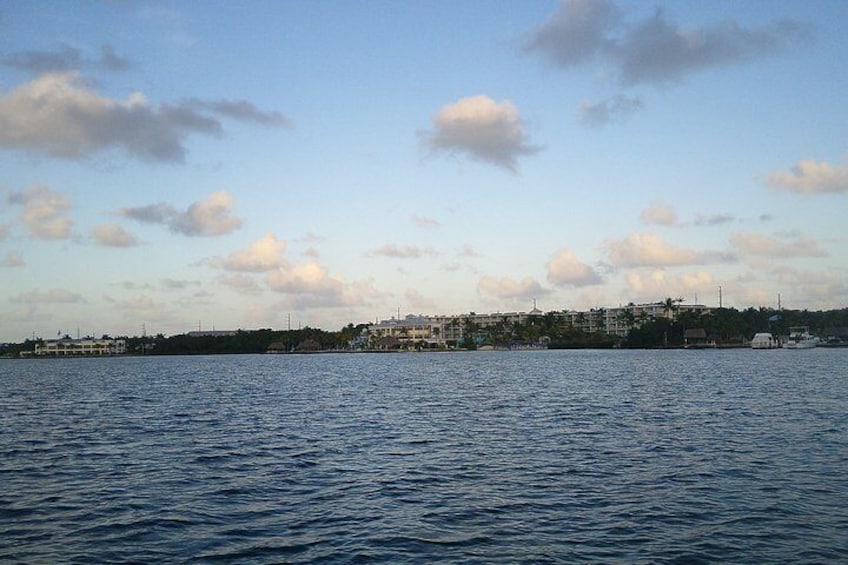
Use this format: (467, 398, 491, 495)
(1, 349, 846, 563)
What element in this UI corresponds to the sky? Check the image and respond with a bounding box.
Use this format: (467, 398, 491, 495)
(1, 0, 846, 341)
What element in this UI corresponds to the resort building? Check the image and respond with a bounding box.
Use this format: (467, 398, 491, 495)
(363, 300, 712, 348)
(35, 338, 127, 356)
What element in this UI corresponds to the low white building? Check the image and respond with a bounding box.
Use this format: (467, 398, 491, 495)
(35, 338, 127, 356)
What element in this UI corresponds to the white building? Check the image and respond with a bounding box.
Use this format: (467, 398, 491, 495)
(363, 301, 711, 348)
(366, 307, 546, 348)
(35, 338, 127, 356)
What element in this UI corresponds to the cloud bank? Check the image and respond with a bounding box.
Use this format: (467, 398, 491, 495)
(730, 231, 827, 258)
(0, 72, 290, 163)
(526, 0, 811, 86)
(605, 233, 735, 268)
(2, 44, 131, 73)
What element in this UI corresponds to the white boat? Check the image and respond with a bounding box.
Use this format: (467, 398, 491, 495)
(751, 332, 779, 349)
(784, 326, 820, 349)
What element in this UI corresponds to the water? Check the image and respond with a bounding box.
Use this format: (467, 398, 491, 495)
(1, 349, 846, 563)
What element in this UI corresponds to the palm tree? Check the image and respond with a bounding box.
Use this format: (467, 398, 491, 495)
(663, 297, 678, 320)
(617, 310, 636, 333)
(594, 308, 607, 333)
(576, 311, 587, 333)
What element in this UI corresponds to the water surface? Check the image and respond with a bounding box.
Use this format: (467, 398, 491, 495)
(1, 349, 846, 562)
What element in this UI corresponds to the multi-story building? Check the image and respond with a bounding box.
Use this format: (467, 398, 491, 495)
(557, 302, 712, 337)
(363, 301, 711, 348)
(35, 338, 127, 356)
(366, 306, 546, 348)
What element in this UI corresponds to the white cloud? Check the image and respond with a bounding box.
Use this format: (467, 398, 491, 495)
(267, 262, 341, 295)
(369, 244, 437, 259)
(8, 185, 73, 240)
(170, 191, 243, 236)
(729, 231, 827, 258)
(92, 223, 140, 247)
(1, 251, 25, 268)
(547, 248, 602, 286)
(120, 191, 243, 237)
(639, 202, 678, 226)
(478, 275, 549, 301)
(767, 158, 848, 195)
(605, 232, 734, 267)
(421, 95, 540, 171)
(266, 262, 380, 309)
(0, 72, 218, 162)
(213, 232, 287, 272)
(0, 72, 289, 163)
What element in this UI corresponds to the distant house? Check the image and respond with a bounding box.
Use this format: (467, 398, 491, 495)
(295, 339, 321, 352)
(683, 328, 712, 348)
(266, 341, 289, 354)
(375, 336, 401, 350)
(35, 338, 126, 356)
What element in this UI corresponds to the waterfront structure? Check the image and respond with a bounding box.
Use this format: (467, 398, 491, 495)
(35, 338, 127, 356)
(364, 301, 712, 348)
(751, 332, 779, 349)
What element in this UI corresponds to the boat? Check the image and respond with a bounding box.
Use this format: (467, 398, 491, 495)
(784, 326, 820, 349)
(751, 332, 779, 349)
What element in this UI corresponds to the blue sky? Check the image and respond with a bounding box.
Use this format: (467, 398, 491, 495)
(1, 0, 846, 341)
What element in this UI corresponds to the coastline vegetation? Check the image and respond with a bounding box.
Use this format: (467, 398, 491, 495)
(2, 307, 846, 358)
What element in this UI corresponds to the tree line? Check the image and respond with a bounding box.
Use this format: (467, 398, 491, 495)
(2, 306, 846, 357)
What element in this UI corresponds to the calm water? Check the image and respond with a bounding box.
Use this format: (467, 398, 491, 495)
(1, 349, 846, 563)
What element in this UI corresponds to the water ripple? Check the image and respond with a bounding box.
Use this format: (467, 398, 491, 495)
(1, 350, 847, 563)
